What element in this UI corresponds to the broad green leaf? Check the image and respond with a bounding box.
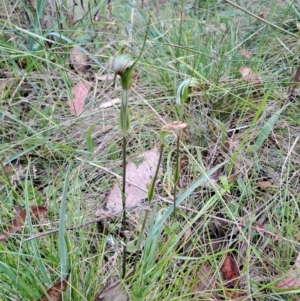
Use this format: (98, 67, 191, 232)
(175, 78, 201, 106)
(252, 103, 290, 152)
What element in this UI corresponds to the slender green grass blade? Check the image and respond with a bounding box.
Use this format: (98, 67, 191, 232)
(86, 124, 95, 153)
(29, 0, 47, 50)
(59, 164, 71, 279)
(0, 262, 34, 298)
(24, 161, 50, 284)
(4, 144, 41, 165)
(228, 89, 272, 172)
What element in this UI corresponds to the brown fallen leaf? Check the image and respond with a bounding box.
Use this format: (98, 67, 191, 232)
(0, 205, 47, 242)
(104, 149, 160, 212)
(221, 254, 240, 287)
(258, 181, 272, 189)
(287, 65, 300, 98)
(239, 48, 252, 59)
(239, 66, 261, 86)
(70, 46, 89, 75)
(227, 174, 238, 183)
(67, 80, 92, 116)
(193, 262, 217, 295)
(95, 280, 127, 301)
(38, 279, 68, 301)
(276, 252, 300, 288)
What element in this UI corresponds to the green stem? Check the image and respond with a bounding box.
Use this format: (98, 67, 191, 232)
(173, 133, 180, 220)
(122, 135, 127, 279)
(121, 90, 128, 279)
(151, 143, 164, 197)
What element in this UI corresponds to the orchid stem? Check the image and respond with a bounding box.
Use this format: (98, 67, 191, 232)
(173, 133, 180, 220)
(121, 89, 128, 279)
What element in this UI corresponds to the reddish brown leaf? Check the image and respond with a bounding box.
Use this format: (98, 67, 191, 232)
(67, 80, 92, 116)
(287, 65, 300, 97)
(1, 205, 47, 241)
(38, 279, 68, 301)
(221, 255, 240, 287)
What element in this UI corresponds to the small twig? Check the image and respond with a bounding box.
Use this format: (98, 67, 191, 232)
(24, 202, 149, 242)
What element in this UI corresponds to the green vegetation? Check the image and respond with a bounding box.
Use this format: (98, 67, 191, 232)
(0, 0, 300, 300)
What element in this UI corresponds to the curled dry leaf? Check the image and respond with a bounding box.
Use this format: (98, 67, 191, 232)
(239, 66, 261, 85)
(38, 279, 68, 301)
(67, 80, 92, 116)
(276, 252, 300, 288)
(0, 205, 47, 242)
(70, 46, 89, 75)
(221, 254, 240, 287)
(102, 149, 160, 213)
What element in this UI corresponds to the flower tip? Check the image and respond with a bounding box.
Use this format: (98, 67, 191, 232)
(111, 54, 134, 77)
